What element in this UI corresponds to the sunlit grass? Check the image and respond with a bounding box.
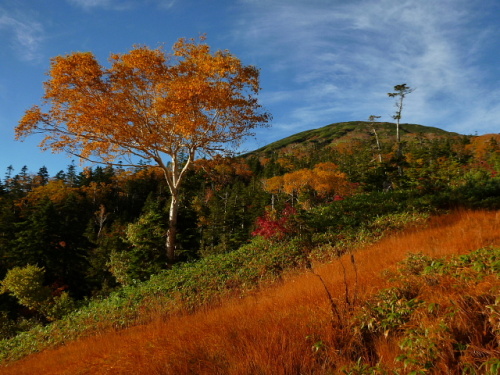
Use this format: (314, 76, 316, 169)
(1, 209, 499, 374)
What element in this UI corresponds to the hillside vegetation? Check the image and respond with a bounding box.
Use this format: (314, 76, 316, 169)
(1, 121, 500, 373)
(1, 209, 499, 374)
(248, 121, 458, 155)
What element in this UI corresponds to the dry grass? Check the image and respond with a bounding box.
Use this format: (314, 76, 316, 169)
(1, 209, 499, 375)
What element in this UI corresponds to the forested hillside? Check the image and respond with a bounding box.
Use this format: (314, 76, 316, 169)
(248, 121, 457, 155)
(1, 121, 500, 372)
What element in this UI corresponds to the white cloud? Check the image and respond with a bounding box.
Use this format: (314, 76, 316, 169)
(67, 0, 114, 9)
(0, 9, 44, 62)
(233, 0, 500, 135)
(67, 0, 176, 11)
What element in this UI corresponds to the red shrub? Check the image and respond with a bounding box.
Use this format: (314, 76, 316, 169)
(252, 206, 298, 240)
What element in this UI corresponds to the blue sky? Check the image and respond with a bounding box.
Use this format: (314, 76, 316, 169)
(1, 0, 499, 175)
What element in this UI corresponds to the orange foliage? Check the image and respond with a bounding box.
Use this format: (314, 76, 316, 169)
(333, 139, 364, 155)
(262, 162, 356, 202)
(17, 36, 269, 167)
(312, 162, 353, 198)
(261, 175, 284, 195)
(276, 156, 296, 171)
(16, 180, 81, 209)
(195, 156, 253, 188)
(3, 210, 499, 374)
(16, 36, 270, 260)
(275, 144, 313, 171)
(80, 181, 114, 205)
(467, 134, 500, 161)
(282, 168, 315, 196)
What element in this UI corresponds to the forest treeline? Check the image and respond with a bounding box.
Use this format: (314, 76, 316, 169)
(1, 121, 500, 339)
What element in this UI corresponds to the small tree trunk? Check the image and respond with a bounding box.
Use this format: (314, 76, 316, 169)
(396, 117, 404, 176)
(368, 116, 382, 163)
(396, 117, 401, 146)
(372, 127, 382, 163)
(166, 192, 179, 265)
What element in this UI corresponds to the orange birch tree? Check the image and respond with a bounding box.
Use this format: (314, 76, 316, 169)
(16, 36, 271, 263)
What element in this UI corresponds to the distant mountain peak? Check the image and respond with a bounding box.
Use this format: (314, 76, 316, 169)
(248, 121, 460, 155)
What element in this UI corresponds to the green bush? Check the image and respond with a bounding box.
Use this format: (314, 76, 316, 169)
(1, 265, 52, 313)
(306, 190, 432, 233)
(0, 265, 76, 322)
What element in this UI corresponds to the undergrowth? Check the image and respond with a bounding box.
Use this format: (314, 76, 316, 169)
(344, 247, 500, 374)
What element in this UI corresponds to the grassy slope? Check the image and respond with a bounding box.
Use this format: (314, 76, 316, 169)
(1, 209, 499, 374)
(0, 191, 438, 366)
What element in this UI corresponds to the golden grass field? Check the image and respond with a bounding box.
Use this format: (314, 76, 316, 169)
(2, 209, 499, 374)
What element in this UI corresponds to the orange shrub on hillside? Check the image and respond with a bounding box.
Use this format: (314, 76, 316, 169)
(262, 162, 357, 206)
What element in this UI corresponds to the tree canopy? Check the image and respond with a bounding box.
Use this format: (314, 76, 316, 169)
(16, 36, 271, 262)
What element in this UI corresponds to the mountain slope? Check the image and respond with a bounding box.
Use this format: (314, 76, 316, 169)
(248, 121, 460, 155)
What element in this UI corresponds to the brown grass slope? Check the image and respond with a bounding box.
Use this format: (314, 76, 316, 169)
(1, 209, 499, 375)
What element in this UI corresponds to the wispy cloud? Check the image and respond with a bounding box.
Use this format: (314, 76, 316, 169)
(67, 0, 176, 11)
(67, 0, 132, 10)
(234, 0, 500, 135)
(0, 9, 44, 62)
(157, 0, 176, 10)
